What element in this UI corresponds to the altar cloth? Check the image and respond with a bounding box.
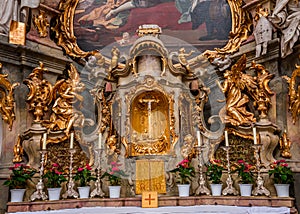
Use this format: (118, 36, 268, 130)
(8, 205, 290, 214)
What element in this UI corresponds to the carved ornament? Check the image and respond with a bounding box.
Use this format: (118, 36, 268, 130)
(122, 76, 177, 157)
(279, 130, 292, 159)
(203, 0, 252, 60)
(24, 62, 53, 123)
(283, 65, 300, 124)
(33, 10, 50, 38)
(250, 61, 274, 120)
(0, 63, 19, 130)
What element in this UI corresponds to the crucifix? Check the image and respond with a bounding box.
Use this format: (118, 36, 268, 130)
(139, 97, 159, 139)
(142, 191, 158, 208)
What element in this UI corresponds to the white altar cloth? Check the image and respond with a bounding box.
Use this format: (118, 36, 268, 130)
(8, 205, 290, 214)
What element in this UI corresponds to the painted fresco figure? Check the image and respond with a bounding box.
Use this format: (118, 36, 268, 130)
(269, 0, 300, 57)
(190, 0, 231, 40)
(0, 0, 40, 34)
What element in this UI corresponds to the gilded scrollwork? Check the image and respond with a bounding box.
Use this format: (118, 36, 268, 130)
(279, 130, 292, 159)
(203, 0, 252, 61)
(123, 76, 177, 156)
(33, 10, 49, 38)
(13, 135, 24, 163)
(250, 61, 274, 120)
(217, 55, 256, 127)
(43, 64, 85, 137)
(283, 65, 300, 124)
(0, 63, 19, 130)
(24, 62, 53, 123)
(51, 0, 97, 60)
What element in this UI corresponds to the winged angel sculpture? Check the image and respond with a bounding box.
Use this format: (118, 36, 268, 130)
(217, 55, 257, 126)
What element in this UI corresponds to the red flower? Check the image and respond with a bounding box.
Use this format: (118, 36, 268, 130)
(282, 163, 288, 167)
(55, 170, 62, 175)
(78, 167, 84, 172)
(112, 167, 120, 172)
(86, 164, 92, 171)
(52, 163, 59, 167)
(238, 160, 245, 164)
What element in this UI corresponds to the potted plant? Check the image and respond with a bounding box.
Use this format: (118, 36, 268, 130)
(170, 159, 195, 197)
(43, 163, 67, 200)
(206, 159, 224, 196)
(74, 164, 96, 198)
(101, 161, 127, 198)
(4, 163, 36, 202)
(268, 160, 294, 197)
(233, 160, 255, 196)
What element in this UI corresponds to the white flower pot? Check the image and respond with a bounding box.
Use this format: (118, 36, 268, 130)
(275, 184, 290, 197)
(10, 189, 26, 202)
(210, 184, 222, 196)
(239, 184, 253, 196)
(47, 188, 61, 201)
(78, 186, 90, 198)
(178, 184, 190, 197)
(109, 186, 121, 198)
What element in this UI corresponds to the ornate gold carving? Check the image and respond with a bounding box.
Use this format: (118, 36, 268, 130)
(43, 64, 85, 137)
(250, 61, 274, 120)
(283, 65, 300, 124)
(51, 0, 96, 60)
(33, 10, 50, 38)
(279, 130, 292, 159)
(137, 24, 162, 37)
(106, 135, 120, 163)
(217, 55, 256, 127)
(0, 63, 19, 130)
(24, 62, 53, 122)
(13, 135, 24, 163)
(123, 76, 177, 156)
(203, 0, 252, 60)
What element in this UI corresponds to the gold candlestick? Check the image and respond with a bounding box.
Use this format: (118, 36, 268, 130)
(30, 150, 48, 201)
(90, 148, 105, 198)
(252, 144, 270, 196)
(195, 145, 210, 195)
(62, 149, 79, 199)
(222, 146, 238, 195)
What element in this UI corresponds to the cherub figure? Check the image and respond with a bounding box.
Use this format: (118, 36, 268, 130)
(178, 47, 195, 75)
(108, 46, 120, 79)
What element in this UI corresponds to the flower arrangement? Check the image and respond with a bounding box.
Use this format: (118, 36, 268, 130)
(43, 163, 67, 188)
(74, 164, 96, 187)
(170, 159, 195, 184)
(101, 161, 127, 186)
(268, 160, 294, 184)
(4, 164, 37, 189)
(233, 160, 255, 184)
(206, 159, 224, 184)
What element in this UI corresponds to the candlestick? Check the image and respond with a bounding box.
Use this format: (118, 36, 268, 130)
(70, 132, 74, 149)
(253, 127, 257, 145)
(98, 133, 102, 149)
(30, 150, 48, 201)
(195, 145, 210, 195)
(225, 131, 229, 147)
(42, 133, 47, 150)
(197, 131, 202, 147)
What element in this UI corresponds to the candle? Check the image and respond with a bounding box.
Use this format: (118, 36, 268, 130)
(42, 133, 47, 150)
(70, 132, 74, 149)
(253, 127, 257, 145)
(225, 131, 229, 147)
(98, 133, 102, 149)
(197, 131, 202, 147)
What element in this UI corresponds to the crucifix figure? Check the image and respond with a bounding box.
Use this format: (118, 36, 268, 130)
(139, 97, 159, 139)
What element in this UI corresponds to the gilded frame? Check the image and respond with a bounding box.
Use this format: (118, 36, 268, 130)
(52, 0, 251, 62)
